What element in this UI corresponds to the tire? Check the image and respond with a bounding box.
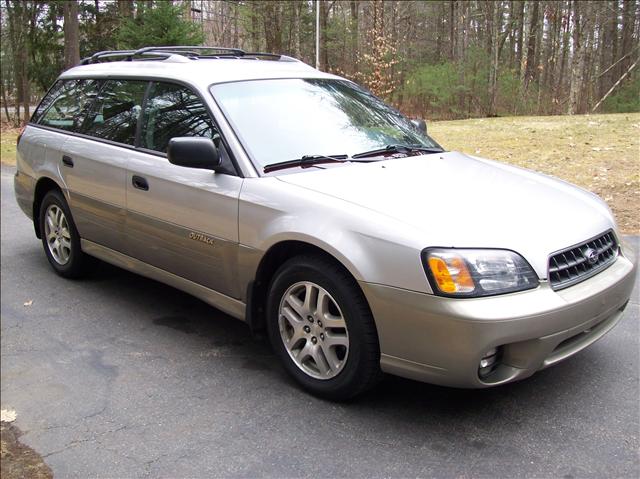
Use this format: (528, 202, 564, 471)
(266, 255, 382, 400)
(38, 189, 87, 278)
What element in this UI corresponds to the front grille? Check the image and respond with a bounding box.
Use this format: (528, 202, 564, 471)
(548, 230, 618, 290)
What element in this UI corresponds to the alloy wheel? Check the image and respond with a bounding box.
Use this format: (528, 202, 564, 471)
(44, 204, 72, 265)
(278, 281, 349, 380)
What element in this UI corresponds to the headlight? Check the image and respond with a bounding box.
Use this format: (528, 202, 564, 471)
(422, 248, 539, 297)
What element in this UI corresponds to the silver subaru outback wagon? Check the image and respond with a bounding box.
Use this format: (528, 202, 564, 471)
(14, 46, 637, 400)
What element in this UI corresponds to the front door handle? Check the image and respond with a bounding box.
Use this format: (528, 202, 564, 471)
(62, 155, 74, 167)
(132, 175, 149, 191)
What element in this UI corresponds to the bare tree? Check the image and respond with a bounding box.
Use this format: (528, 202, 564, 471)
(568, 0, 588, 115)
(63, 0, 80, 68)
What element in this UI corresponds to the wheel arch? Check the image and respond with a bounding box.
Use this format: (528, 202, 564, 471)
(32, 176, 66, 239)
(245, 240, 370, 336)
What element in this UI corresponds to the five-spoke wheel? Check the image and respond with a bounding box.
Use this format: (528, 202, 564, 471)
(39, 189, 87, 278)
(279, 281, 349, 379)
(43, 204, 72, 265)
(267, 255, 381, 400)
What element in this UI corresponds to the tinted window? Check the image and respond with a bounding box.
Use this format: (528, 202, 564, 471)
(83, 80, 148, 145)
(34, 79, 101, 132)
(140, 82, 216, 153)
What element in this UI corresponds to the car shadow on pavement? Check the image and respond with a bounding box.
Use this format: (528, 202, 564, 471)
(79, 255, 611, 421)
(7, 240, 638, 478)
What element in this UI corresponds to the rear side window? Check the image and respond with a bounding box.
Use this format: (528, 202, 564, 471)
(140, 82, 216, 153)
(83, 80, 148, 145)
(33, 79, 101, 132)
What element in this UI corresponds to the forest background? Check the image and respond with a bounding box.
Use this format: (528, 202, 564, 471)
(1, 1, 638, 233)
(1, 0, 639, 125)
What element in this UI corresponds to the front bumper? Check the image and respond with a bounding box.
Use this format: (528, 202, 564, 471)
(360, 248, 637, 388)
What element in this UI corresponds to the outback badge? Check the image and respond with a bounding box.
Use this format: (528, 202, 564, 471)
(189, 232, 215, 246)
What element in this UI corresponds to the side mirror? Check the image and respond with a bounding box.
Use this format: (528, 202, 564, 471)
(411, 118, 427, 135)
(167, 137, 221, 170)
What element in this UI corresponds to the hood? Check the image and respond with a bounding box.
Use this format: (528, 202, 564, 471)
(276, 152, 616, 278)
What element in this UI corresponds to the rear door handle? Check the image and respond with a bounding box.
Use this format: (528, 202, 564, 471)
(62, 155, 74, 167)
(132, 175, 149, 191)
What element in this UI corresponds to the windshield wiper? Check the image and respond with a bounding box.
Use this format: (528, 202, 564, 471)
(263, 154, 349, 173)
(351, 144, 443, 159)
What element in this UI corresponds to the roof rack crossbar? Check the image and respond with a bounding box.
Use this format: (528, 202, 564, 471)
(79, 46, 302, 65)
(80, 50, 174, 65)
(134, 45, 246, 56)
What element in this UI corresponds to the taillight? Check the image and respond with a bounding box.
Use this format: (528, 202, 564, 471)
(17, 125, 26, 146)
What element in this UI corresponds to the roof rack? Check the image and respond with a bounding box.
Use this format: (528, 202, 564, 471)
(79, 46, 300, 65)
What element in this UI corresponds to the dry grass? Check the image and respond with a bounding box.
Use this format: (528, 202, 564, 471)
(1, 127, 19, 166)
(429, 113, 640, 234)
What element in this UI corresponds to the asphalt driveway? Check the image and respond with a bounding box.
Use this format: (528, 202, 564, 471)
(1, 164, 639, 478)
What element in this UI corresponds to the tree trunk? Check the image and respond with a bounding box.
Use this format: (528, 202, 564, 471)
(515, 0, 525, 77)
(556, 1, 571, 112)
(449, 1, 456, 61)
(372, 0, 384, 91)
(5, 0, 25, 125)
(524, 0, 539, 90)
(545, 1, 561, 108)
(117, 0, 133, 19)
(488, 2, 501, 117)
(568, 0, 586, 115)
(250, 2, 260, 52)
(350, 1, 358, 73)
(620, 0, 634, 77)
(579, 2, 596, 113)
(435, 1, 443, 62)
(320, 0, 330, 70)
(63, 1, 80, 68)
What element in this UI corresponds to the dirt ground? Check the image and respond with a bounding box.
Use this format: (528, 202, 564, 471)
(1, 422, 52, 479)
(429, 112, 640, 234)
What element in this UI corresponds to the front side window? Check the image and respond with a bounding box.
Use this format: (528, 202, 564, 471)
(34, 79, 101, 132)
(83, 80, 148, 145)
(211, 79, 441, 169)
(140, 82, 216, 153)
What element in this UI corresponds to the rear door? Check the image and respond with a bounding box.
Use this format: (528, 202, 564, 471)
(35, 78, 147, 253)
(67, 79, 148, 251)
(125, 81, 243, 298)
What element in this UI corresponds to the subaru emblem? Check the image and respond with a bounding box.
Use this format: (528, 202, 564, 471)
(584, 248, 599, 265)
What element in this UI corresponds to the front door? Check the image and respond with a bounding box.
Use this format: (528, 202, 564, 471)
(125, 81, 243, 299)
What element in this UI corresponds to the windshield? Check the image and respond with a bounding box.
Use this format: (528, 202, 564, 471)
(210, 79, 442, 170)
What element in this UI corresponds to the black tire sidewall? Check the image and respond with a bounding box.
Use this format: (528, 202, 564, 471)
(266, 256, 378, 399)
(39, 190, 84, 277)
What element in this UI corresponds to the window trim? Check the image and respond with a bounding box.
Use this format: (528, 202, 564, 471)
(134, 82, 154, 148)
(30, 76, 243, 177)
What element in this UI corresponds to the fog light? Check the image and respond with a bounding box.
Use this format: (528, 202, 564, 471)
(478, 347, 500, 378)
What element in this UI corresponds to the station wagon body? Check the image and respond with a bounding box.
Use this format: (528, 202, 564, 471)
(14, 47, 637, 399)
